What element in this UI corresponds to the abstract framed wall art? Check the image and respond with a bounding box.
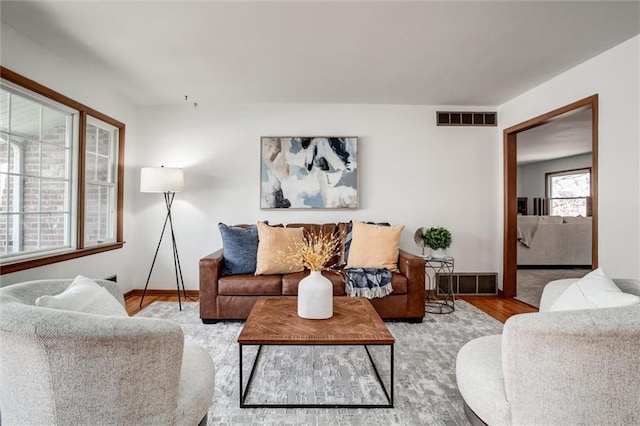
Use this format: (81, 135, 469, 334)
(260, 137, 358, 209)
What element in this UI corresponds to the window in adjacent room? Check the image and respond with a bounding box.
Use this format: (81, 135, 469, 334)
(546, 168, 591, 217)
(0, 68, 124, 273)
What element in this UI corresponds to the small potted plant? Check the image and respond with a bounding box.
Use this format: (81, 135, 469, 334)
(423, 226, 452, 259)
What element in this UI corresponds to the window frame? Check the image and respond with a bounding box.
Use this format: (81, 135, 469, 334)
(0, 67, 125, 274)
(1, 85, 78, 261)
(83, 116, 119, 247)
(545, 167, 592, 217)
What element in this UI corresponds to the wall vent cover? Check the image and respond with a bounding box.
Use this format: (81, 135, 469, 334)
(437, 111, 497, 126)
(436, 272, 498, 295)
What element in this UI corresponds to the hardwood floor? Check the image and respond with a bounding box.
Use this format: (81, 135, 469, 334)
(125, 291, 199, 316)
(457, 295, 538, 323)
(125, 293, 536, 323)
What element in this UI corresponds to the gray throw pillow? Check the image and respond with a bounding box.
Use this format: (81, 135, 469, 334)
(219, 223, 261, 275)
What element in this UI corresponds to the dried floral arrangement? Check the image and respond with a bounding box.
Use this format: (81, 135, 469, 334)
(279, 229, 341, 271)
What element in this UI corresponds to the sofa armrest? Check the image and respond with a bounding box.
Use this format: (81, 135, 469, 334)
(398, 249, 425, 318)
(200, 249, 224, 278)
(94, 278, 126, 307)
(538, 278, 578, 312)
(502, 307, 640, 425)
(613, 278, 640, 297)
(199, 249, 224, 319)
(0, 308, 185, 425)
(539, 278, 640, 312)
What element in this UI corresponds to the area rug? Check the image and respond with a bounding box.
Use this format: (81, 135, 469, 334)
(516, 268, 588, 308)
(136, 301, 503, 425)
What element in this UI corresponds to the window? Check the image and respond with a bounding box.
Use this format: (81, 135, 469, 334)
(84, 118, 118, 246)
(546, 168, 591, 217)
(0, 67, 124, 273)
(0, 88, 76, 260)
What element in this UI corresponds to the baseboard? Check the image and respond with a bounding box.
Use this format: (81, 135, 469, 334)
(124, 289, 200, 299)
(517, 265, 591, 270)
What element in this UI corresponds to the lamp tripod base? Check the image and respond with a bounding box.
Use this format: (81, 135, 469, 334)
(139, 192, 189, 310)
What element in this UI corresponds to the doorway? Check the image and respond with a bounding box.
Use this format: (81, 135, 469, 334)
(503, 95, 599, 300)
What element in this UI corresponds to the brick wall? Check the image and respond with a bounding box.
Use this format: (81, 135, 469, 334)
(0, 124, 68, 254)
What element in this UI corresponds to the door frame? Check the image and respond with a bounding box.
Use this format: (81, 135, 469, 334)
(502, 94, 599, 298)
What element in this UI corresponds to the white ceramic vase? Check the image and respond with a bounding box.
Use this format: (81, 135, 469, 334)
(297, 270, 333, 319)
(431, 248, 447, 259)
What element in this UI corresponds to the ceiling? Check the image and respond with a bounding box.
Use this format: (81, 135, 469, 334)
(517, 106, 593, 165)
(1, 1, 639, 107)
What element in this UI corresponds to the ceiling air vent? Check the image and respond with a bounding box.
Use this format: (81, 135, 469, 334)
(437, 111, 497, 126)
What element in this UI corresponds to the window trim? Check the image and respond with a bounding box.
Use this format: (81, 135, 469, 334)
(1, 67, 125, 274)
(545, 167, 592, 217)
(83, 116, 119, 247)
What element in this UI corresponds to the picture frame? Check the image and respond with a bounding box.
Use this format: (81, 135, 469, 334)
(260, 136, 358, 209)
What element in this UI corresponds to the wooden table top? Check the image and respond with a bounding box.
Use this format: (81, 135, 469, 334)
(238, 296, 395, 345)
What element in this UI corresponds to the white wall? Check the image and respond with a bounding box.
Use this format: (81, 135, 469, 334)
(132, 104, 500, 290)
(518, 153, 592, 213)
(0, 23, 139, 290)
(500, 35, 640, 280)
(5, 20, 636, 293)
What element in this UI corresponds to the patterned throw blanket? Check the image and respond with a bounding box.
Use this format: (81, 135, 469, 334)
(343, 222, 393, 299)
(344, 268, 393, 298)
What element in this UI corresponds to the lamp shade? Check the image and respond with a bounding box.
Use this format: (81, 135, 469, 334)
(140, 167, 184, 193)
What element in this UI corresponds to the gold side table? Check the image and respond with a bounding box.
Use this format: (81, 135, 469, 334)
(421, 255, 455, 314)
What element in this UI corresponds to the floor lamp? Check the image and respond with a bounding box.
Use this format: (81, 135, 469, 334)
(139, 166, 188, 310)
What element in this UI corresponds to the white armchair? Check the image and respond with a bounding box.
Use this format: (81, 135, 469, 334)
(0, 279, 215, 426)
(456, 278, 640, 425)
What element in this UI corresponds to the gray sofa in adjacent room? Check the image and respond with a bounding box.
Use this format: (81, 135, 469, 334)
(456, 277, 640, 425)
(517, 215, 592, 266)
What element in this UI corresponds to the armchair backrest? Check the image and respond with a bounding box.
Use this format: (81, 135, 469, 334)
(502, 279, 640, 425)
(0, 279, 185, 425)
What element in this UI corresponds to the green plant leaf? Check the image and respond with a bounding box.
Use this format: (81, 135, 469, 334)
(423, 226, 452, 249)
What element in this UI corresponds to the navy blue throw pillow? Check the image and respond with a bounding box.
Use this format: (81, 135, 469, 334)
(219, 223, 260, 276)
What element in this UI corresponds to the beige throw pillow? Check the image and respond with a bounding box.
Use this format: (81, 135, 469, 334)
(255, 221, 305, 275)
(346, 221, 404, 272)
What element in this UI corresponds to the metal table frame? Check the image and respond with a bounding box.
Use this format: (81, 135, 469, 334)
(423, 255, 455, 314)
(239, 343, 394, 409)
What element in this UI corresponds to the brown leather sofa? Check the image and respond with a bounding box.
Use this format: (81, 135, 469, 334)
(199, 222, 426, 323)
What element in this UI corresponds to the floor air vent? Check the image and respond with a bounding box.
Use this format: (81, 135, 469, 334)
(437, 111, 497, 126)
(436, 273, 497, 295)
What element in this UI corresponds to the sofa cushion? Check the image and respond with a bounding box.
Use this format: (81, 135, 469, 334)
(539, 215, 564, 224)
(282, 270, 346, 296)
(562, 216, 591, 224)
(255, 221, 305, 275)
(456, 334, 511, 425)
(335, 222, 349, 265)
(549, 268, 640, 312)
(286, 223, 341, 267)
(346, 221, 403, 272)
(35, 275, 128, 317)
(218, 274, 282, 295)
(286, 223, 336, 236)
(390, 272, 408, 294)
(218, 223, 260, 275)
